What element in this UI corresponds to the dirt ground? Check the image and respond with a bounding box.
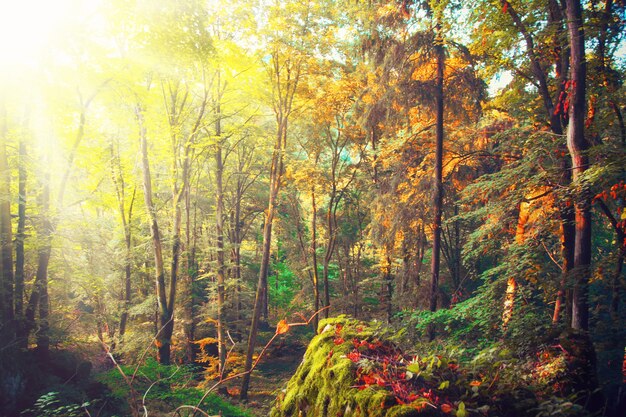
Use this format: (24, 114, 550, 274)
(218, 345, 306, 416)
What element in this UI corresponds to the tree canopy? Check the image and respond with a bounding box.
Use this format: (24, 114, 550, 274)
(0, 1, 624, 416)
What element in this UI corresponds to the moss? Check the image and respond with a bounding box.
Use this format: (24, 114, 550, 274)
(384, 405, 422, 417)
(271, 317, 416, 417)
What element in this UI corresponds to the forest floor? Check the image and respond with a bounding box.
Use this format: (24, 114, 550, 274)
(218, 344, 306, 416)
(22, 337, 306, 417)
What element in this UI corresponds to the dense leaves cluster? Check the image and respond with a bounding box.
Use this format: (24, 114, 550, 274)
(0, 0, 624, 415)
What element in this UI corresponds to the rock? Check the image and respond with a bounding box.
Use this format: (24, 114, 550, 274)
(270, 317, 422, 417)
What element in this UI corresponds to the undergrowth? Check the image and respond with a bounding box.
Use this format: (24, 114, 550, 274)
(97, 357, 250, 417)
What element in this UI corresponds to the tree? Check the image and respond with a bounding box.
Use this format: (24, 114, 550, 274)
(0, 100, 14, 343)
(429, 3, 446, 336)
(240, 0, 323, 399)
(109, 139, 136, 341)
(564, 0, 590, 332)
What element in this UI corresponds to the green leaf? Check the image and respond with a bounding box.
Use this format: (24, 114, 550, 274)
(438, 380, 450, 390)
(456, 402, 467, 417)
(407, 363, 421, 374)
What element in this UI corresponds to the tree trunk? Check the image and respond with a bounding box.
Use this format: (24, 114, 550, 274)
(411, 225, 426, 308)
(119, 189, 135, 339)
(215, 83, 227, 373)
(553, 200, 575, 325)
(0, 103, 14, 340)
(322, 191, 337, 319)
(137, 106, 172, 364)
(428, 23, 445, 340)
(34, 176, 51, 359)
(183, 178, 197, 363)
(240, 47, 300, 400)
(564, 0, 591, 332)
(310, 188, 320, 332)
(384, 252, 393, 323)
(241, 141, 281, 400)
(15, 124, 27, 347)
(110, 141, 135, 341)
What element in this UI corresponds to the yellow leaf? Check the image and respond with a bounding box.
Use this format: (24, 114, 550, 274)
(276, 319, 290, 335)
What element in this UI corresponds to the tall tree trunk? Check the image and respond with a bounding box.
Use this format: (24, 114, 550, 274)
(564, 0, 591, 332)
(119, 190, 135, 339)
(137, 106, 171, 364)
(553, 200, 575, 325)
(502, 0, 576, 327)
(428, 23, 445, 340)
(240, 48, 301, 400)
(34, 176, 51, 359)
(0, 102, 14, 340)
(564, 1, 603, 411)
(215, 80, 227, 373)
(15, 120, 27, 347)
(110, 141, 135, 341)
(310, 187, 320, 332)
(22, 90, 94, 349)
(291, 191, 316, 329)
(241, 134, 282, 400)
(384, 252, 393, 323)
(413, 224, 425, 307)
(322, 190, 338, 319)
(183, 176, 197, 363)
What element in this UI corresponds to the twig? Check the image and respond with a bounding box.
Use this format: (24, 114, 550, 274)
(173, 405, 212, 417)
(103, 349, 141, 417)
(541, 241, 563, 271)
(101, 316, 175, 417)
(182, 307, 329, 417)
(142, 366, 182, 416)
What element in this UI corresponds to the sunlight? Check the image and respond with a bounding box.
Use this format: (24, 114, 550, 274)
(0, 0, 78, 70)
(0, 0, 102, 71)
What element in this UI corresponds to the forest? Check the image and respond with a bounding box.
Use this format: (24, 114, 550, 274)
(0, 0, 624, 416)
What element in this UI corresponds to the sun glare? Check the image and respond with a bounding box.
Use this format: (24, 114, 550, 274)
(0, 0, 75, 70)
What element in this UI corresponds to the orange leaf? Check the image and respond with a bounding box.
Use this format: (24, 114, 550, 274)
(276, 319, 289, 335)
(441, 403, 453, 413)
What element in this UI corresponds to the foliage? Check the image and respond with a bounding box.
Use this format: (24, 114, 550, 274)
(0, 0, 624, 415)
(97, 358, 250, 417)
(268, 256, 298, 312)
(20, 392, 91, 417)
(272, 317, 602, 417)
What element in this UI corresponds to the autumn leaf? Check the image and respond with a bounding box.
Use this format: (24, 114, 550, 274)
(333, 337, 345, 345)
(276, 319, 289, 335)
(441, 403, 453, 413)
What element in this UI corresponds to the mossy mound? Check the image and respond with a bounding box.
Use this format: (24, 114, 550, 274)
(270, 318, 427, 417)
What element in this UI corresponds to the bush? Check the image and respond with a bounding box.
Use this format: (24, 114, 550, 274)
(20, 392, 91, 417)
(97, 357, 249, 417)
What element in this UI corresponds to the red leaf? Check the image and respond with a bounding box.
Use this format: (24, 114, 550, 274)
(502, 1, 509, 13)
(362, 374, 376, 386)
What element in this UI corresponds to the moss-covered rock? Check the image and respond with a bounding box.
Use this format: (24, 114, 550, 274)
(270, 318, 427, 417)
